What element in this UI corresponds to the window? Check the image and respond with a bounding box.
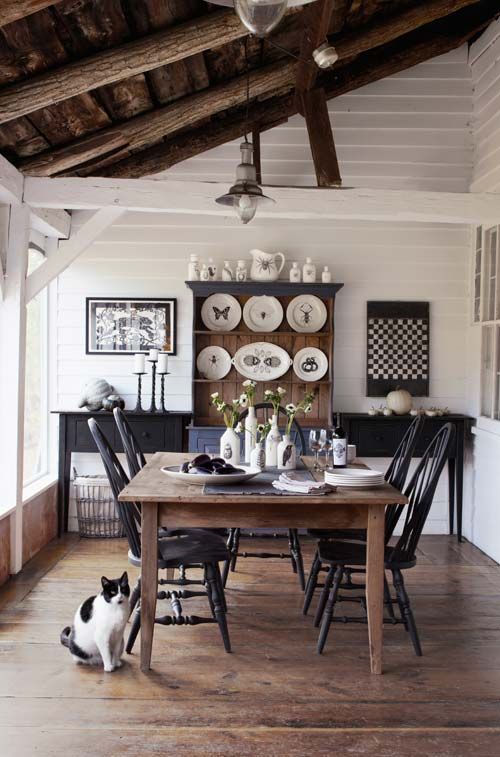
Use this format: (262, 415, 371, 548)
(476, 226, 500, 421)
(23, 248, 49, 486)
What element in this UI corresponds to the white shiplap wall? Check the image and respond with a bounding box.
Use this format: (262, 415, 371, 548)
(161, 47, 473, 191)
(57, 44, 477, 532)
(465, 19, 500, 561)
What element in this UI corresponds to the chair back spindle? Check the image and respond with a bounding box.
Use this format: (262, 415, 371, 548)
(113, 407, 146, 478)
(384, 414, 425, 541)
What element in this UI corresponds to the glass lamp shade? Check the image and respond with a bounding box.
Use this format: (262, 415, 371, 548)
(215, 141, 275, 224)
(205, 1, 318, 37)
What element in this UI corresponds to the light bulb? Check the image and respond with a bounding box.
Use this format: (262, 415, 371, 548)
(237, 194, 258, 224)
(234, 0, 288, 37)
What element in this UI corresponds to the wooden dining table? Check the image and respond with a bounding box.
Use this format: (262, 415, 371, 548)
(118, 452, 408, 675)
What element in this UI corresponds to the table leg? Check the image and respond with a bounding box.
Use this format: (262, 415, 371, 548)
(140, 501, 158, 673)
(448, 458, 456, 536)
(366, 503, 385, 675)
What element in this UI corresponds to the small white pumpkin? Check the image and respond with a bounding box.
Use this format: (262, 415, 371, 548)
(386, 387, 412, 415)
(383, 407, 393, 416)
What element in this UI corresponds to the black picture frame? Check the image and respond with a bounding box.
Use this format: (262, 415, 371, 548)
(366, 300, 430, 397)
(85, 297, 177, 356)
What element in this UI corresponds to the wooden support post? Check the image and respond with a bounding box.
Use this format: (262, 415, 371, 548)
(301, 88, 341, 187)
(0, 204, 31, 574)
(252, 128, 262, 185)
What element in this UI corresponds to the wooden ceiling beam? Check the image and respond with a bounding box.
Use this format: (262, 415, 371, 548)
(0, 9, 247, 126)
(301, 88, 341, 187)
(0, 1, 61, 28)
(296, 0, 337, 94)
(92, 2, 495, 180)
(20, 61, 296, 177)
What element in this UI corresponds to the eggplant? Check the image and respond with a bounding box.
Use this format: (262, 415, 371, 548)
(179, 462, 190, 473)
(189, 454, 211, 468)
(215, 466, 245, 475)
(189, 465, 214, 475)
(210, 457, 225, 465)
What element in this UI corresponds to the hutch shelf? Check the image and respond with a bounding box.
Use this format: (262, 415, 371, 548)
(186, 280, 344, 449)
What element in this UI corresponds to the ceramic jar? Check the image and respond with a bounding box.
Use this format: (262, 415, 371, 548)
(277, 434, 297, 470)
(250, 249, 285, 282)
(265, 414, 281, 467)
(289, 262, 301, 282)
(207, 258, 217, 280)
(236, 260, 247, 281)
(220, 427, 240, 466)
(250, 442, 266, 471)
(321, 266, 332, 283)
(200, 264, 210, 281)
(188, 253, 200, 280)
(222, 261, 233, 281)
(303, 257, 316, 283)
(244, 406, 257, 463)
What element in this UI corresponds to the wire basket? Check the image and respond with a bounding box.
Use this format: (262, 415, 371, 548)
(73, 469, 124, 539)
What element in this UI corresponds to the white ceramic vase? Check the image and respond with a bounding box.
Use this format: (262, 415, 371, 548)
(250, 442, 266, 471)
(220, 427, 240, 466)
(265, 414, 281, 467)
(277, 434, 297, 470)
(244, 406, 257, 463)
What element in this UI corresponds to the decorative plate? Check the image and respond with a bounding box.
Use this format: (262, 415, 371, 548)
(286, 295, 327, 333)
(243, 295, 283, 332)
(161, 465, 261, 486)
(201, 294, 241, 331)
(232, 342, 292, 381)
(196, 346, 232, 380)
(293, 347, 328, 381)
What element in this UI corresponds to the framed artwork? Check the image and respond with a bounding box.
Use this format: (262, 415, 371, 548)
(86, 298, 176, 355)
(366, 301, 429, 396)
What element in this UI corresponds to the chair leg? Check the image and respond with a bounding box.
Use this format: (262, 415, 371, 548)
(392, 568, 422, 656)
(230, 528, 240, 573)
(289, 529, 305, 590)
(205, 562, 231, 653)
(129, 577, 141, 618)
(384, 574, 396, 622)
(222, 529, 236, 586)
(126, 605, 141, 654)
(314, 564, 335, 628)
(215, 562, 228, 613)
(317, 566, 343, 654)
(303, 551, 321, 616)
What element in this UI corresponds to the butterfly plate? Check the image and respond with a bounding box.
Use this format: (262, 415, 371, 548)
(201, 294, 242, 332)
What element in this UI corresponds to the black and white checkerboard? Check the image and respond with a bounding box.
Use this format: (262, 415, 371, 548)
(367, 317, 429, 381)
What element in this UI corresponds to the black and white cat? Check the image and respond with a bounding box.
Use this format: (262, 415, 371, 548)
(60, 572, 130, 672)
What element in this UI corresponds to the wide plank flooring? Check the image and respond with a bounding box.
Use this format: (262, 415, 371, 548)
(1, 534, 500, 756)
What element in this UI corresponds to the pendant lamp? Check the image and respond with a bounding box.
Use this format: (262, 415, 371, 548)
(205, 0, 317, 38)
(215, 140, 274, 224)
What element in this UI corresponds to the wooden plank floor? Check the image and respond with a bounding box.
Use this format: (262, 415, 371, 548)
(1, 535, 500, 756)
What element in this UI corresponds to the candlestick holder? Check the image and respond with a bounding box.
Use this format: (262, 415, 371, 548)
(133, 371, 146, 412)
(158, 372, 170, 414)
(148, 359, 158, 413)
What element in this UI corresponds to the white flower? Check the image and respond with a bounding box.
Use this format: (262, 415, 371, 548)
(264, 389, 273, 397)
(257, 423, 265, 433)
(243, 379, 255, 388)
(234, 422, 243, 434)
(232, 399, 239, 405)
(239, 394, 248, 406)
(304, 404, 312, 413)
(285, 403, 296, 413)
(277, 386, 286, 395)
(211, 392, 219, 399)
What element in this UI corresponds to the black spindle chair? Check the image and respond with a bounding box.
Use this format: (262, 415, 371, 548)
(313, 423, 454, 656)
(88, 418, 232, 654)
(223, 403, 307, 589)
(303, 414, 424, 614)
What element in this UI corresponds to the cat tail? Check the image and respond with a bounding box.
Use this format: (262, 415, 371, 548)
(60, 626, 72, 648)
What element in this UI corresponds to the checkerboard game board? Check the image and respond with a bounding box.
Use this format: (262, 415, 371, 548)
(366, 302, 429, 396)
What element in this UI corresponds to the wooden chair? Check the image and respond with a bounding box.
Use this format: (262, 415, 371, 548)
(223, 403, 307, 589)
(88, 418, 231, 654)
(303, 413, 424, 614)
(313, 423, 454, 656)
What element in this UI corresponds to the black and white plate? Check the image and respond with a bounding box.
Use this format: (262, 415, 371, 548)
(201, 294, 241, 331)
(286, 295, 327, 333)
(293, 347, 328, 381)
(243, 295, 283, 332)
(232, 342, 292, 381)
(196, 346, 232, 380)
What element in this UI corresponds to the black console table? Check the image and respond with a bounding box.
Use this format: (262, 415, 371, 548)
(341, 413, 473, 542)
(53, 410, 191, 535)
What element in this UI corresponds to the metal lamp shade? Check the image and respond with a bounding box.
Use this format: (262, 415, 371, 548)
(215, 140, 274, 224)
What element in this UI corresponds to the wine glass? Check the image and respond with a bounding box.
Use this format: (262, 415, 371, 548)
(309, 430, 322, 470)
(320, 428, 333, 469)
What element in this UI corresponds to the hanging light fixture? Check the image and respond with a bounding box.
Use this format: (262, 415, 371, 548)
(216, 140, 274, 224)
(205, 0, 318, 38)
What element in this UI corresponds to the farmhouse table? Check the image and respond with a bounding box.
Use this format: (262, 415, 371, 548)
(118, 452, 408, 675)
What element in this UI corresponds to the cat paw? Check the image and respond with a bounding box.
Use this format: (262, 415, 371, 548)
(104, 665, 115, 673)
(113, 659, 123, 668)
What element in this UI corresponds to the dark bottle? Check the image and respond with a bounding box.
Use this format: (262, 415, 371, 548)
(332, 413, 347, 468)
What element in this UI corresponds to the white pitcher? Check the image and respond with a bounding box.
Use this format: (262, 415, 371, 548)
(249, 249, 285, 282)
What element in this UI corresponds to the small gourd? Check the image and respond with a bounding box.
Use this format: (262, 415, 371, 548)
(78, 378, 114, 411)
(383, 407, 393, 416)
(386, 387, 412, 415)
(102, 394, 125, 412)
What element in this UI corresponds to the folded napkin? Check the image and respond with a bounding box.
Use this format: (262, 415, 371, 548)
(272, 472, 335, 495)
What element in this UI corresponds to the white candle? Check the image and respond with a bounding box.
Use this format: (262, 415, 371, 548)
(133, 353, 145, 373)
(149, 348, 159, 362)
(157, 353, 169, 374)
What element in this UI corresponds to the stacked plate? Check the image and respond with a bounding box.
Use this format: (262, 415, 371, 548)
(324, 468, 385, 489)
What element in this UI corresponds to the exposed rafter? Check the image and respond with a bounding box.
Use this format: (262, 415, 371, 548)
(296, 0, 337, 94)
(0, 1, 60, 28)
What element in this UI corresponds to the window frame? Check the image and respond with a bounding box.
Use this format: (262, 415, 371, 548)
(476, 224, 500, 424)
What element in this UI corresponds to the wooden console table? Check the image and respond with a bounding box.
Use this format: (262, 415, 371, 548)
(53, 410, 191, 535)
(341, 413, 473, 542)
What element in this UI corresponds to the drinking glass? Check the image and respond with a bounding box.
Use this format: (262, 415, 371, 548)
(320, 428, 333, 469)
(309, 430, 322, 470)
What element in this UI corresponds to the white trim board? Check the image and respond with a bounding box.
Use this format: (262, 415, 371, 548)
(23, 176, 500, 225)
